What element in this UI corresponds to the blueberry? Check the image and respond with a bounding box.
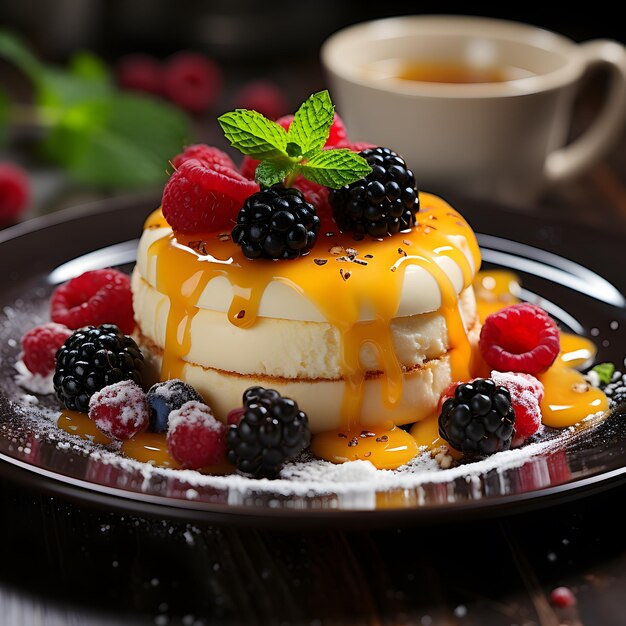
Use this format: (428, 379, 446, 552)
(146, 379, 203, 433)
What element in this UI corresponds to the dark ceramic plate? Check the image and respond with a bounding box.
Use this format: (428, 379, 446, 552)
(0, 194, 625, 527)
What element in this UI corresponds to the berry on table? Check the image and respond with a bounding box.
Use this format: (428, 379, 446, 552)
(227, 386, 311, 478)
(232, 186, 320, 259)
(162, 52, 222, 113)
(0, 162, 30, 224)
(480, 303, 560, 374)
(21, 322, 72, 377)
(116, 54, 162, 95)
(329, 147, 419, 237)
(167, 401, 227, 469)
(162, 159, 259, 233)
(50, 268, 135, 334)
(550, 586, 576, 608)
(438, 378, 516, 456)
(54, 324, 144, 413)
(172, 144, 236, 172)
(234, 80, 289, 120)
(88, 380, 149, 440)
(146, 378, 204, 433)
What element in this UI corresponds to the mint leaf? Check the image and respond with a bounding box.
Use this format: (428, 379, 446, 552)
(38, 67, 113, 109)
(591, 362, 615, 385)
(42, 93, 191, 188)
(255, 160, 291, 188)
(299, 148, 371, 188)
(287, 90, 334, 157)
(218, 110, 287, 159)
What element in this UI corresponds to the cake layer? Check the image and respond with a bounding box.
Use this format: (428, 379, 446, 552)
(132, 269, 478, 379)
(134, 193, 480, 324)
(137, 340, 467, 433)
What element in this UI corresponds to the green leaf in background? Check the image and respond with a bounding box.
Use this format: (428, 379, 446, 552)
(218, 109, 288, 159)
(591, 362, 615, 385)
(69, 51, 110, 82)
(299, 148, 371, 188)
(0, 91, 8, 145)
(287, 90, 334, 157)
(255, 160, 292, 188)
(0, 31, 43, 83)
(42, 93, 191, 188)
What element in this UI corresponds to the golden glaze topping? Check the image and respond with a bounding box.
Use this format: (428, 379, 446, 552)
(146, 193, 481, 437)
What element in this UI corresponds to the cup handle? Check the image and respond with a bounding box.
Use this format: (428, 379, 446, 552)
(544, 39, 626, 182)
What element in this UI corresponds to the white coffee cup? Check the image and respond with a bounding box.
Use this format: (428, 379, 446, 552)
(321, 15, 626, 205)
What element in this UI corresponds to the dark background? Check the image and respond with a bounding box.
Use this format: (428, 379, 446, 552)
(2, 1, 624, 66)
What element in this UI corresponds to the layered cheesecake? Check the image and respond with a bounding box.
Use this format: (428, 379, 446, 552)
(131, 192, 481, 440)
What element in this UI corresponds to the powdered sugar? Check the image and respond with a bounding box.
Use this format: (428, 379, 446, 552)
(13, 360, 55, 395)
(88, 380, 148, 439)
(168, 401, 221, 432)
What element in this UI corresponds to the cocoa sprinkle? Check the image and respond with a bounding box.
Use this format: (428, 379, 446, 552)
(376, 435, 389, 443)
(314, 259, 328, 266)
(348, 437, 359, 447)
(360, 430, 376, 438)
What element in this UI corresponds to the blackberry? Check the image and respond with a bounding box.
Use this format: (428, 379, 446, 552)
(53, 324, 144, 413)
(232, 186, 320, 260)
(438, 378, 516, 456)
(226, 386, 311, 478)
(329, 147, 419, 237)
(146, 379, 204, 433)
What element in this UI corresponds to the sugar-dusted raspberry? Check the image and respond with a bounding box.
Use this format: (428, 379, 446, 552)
(116, 54, 162, 95)
(491, 370, 544, 441)
(235, 80, 289, 120)
(21, 322, 72, 376)
(0, 162, 30, 224)
(88, 380, 149, 440)
(172, 144, 236, 172)
(162, 52, 222, 113)
(167, 400, 227, 469)
(162, 159, 259, 233)
(479, 303, 560, 374)
(50, 269, 134, 334)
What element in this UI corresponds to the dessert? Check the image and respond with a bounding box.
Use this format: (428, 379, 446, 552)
(12, 90, 618, 487)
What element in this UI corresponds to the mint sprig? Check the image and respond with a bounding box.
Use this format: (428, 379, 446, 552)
(591, 362, 615, 386)
(218, 90, 371, 189)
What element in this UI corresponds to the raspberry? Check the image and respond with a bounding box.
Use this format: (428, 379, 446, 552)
(162, 52, 222, 113)
(88, 380, 149, 440)
(480, 303, 560, 374)
(339, 141, 376, 152)
(0, 162, 30, 224)
(226, 407, 244, 426)
(21, 322, 72, 376)
(172, 144, 236, 172)
(235, 80, 289, 120)
(491, 370, 544, 441)
(167, 401, 227, 469)
(50, 269, 134, 334)
(550, 586, 576, 608)
(116, 54, 162, 95)
(162, 159, 259, 233)
(326, 113, 349, 147)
